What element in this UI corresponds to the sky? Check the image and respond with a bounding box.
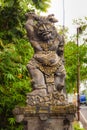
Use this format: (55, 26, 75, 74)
(46, 0, 87, 90)
(46, 0, 87, 36)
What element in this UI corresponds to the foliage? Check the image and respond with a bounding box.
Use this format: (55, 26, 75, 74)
(0, 0, 51, 129)
(30, 0, 51, 12)
(0, 0, 51, 12)
(64, 41, 77, 93)
(73, 121, 85, 130)
(64, 29, 87, 93)
(0, 38, 33, 129)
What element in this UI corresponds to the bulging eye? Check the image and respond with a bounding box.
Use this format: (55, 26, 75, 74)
(39, 26, 44, 31)
(46, 24, 51, 29)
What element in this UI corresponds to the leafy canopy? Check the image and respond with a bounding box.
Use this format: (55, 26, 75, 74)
(0, 0, 51, 129)
(64, 17, 87, 93)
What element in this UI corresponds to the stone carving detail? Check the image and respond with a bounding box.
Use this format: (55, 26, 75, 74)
(25, 12, 66, 106)
(26, 92, 66, 106)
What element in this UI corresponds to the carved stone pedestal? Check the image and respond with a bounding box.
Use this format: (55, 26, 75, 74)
(13, 104, 76, 130)
(24, 115, 73, 130)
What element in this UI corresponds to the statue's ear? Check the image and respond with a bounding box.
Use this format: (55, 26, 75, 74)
(47, 14, 58, 23)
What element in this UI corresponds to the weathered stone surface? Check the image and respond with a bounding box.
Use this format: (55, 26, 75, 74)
(25, 12, 66, 106)
(13, 104, 76, 121)
(13, 12, 76, 130)
(26, 91, 67, 106)
(13, 104, 76, 130)
(26, 117, 73, 130)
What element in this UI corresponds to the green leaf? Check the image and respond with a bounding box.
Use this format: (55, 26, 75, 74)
(8, 117, 16, 125)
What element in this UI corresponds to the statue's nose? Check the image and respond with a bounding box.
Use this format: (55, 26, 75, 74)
(43, 24, 47, 31)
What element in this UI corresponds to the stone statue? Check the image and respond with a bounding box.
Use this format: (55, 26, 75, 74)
(25, 12, 66, 106)
(13, 13, 76, 130)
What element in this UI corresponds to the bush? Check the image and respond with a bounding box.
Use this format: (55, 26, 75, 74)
(73, 121, 85, 130)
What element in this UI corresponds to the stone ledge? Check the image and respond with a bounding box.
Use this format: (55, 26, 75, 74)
(13, 103, 76, 122)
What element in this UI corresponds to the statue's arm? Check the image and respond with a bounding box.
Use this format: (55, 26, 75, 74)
(25, 18, 35, 40)
(57, 35, 64, 59)
(25, 13, 42, 51)
(30, 40, 43, 51)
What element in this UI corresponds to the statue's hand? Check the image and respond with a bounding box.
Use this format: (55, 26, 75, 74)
(25, 12, 36, 20)
(49, 59, 56, 64)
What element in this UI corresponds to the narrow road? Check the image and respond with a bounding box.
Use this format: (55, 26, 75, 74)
(80, 105, 87, 130)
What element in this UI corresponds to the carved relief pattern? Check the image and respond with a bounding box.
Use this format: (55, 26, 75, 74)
(26, 92, 67, 106)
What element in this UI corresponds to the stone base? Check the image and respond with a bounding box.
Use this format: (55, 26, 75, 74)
(13, 104, 76, 130)
(23, 115, 74, 130)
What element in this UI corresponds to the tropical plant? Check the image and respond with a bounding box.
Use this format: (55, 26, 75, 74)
(64, 18, 87, 93)
(73, 121, 85, 130)
(0, 0, 51, 129)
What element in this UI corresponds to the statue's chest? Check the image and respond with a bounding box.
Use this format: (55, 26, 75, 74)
(40, 39, 59, 51)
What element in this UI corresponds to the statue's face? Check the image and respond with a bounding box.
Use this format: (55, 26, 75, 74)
(36, 22, 57, 41)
